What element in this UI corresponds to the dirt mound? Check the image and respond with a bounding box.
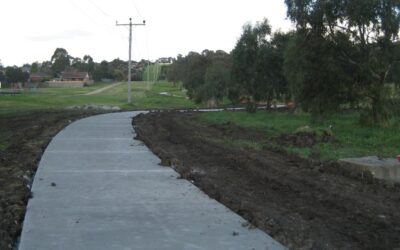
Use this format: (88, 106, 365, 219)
(0, 110, 105, 249)
(279, 131, 335, 148)
(133, 112, 400, 250)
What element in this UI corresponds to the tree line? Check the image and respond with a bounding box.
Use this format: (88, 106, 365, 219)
(167, 0, 400, 125)
(0, 48, 152, 85)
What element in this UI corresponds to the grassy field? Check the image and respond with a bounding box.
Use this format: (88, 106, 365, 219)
(1, 81, 398, 161)
(0, 81, 198, 115)
(199, 111, 399, 161)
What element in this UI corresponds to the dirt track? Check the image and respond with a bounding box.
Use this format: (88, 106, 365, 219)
(133, 112, 400, 250)
(0, 110, 105, 250)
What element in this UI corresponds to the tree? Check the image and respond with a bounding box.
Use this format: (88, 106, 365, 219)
(230, 20, 271, 105)
(51, 48, 70, 76)
(30, 62, 40, 73)
(83, 55, 95, 74)
(5, 66, 29, 84)
(0, 60, 4, 83)
(0, 62, 5, 83)
(40, 61, 53, 75)
(71, 57, 83, 70)
(231, 19, 290, 110)
(284, 31, 353, 120)
(167, 50, 231, 106)
(93, 60, 112, 81)
(285, 0, 400, 124)
(167, 55, 185, 86)
(254, 31, 292, 109)
(180, 51, 208, 100)
(0, 71, 5, 83)
(201, 57, 231, 106)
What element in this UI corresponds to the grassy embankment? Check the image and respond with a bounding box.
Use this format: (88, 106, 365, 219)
(199, 111, 399, 161)
(0, 81, 197, 115)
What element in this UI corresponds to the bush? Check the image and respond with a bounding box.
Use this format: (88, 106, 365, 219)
(245, 102, 257, 113)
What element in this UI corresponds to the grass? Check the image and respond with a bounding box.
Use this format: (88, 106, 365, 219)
(0, 81, 199, 115)
(198, 111, 400, 161)
(1, 81, 397, 161)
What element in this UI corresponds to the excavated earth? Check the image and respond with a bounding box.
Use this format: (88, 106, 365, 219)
(133, 111, 400, 250)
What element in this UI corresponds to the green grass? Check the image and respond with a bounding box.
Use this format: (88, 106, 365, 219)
(0, 81, 199, 115)
(199, 111, 400, 161)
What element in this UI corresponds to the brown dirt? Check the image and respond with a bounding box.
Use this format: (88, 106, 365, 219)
(278, 132, 335, 148)
(133, 111, 400, 250)
(0, 110, 106, 250)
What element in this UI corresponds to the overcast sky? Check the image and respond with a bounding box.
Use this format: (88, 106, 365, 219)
(0, 0, 293, 66)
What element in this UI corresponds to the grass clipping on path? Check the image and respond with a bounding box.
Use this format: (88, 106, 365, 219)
(198, 111, 399, 161)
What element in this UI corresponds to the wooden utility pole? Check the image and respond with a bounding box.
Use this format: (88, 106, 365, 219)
(116, 18, 145, 104)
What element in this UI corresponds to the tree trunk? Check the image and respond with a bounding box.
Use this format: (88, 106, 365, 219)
(266, 91, 273, 110)
(371, 77, 386, 124)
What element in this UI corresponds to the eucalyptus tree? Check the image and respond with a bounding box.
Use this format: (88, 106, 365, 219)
(231, 19, 291, 110)
(285, 0, 400, 123)
(230, 19, 272, 106)
(51, 48, 71, 77)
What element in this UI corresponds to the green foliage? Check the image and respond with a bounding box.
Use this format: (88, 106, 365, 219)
(5, 66, 28, 84)
(284, 31, 352, 120)
(30, 62, 39, 73)
(230, 19, 290, 109)
(51, 48, 71, 76)
(71, 55, 95, 75)
(199, 111, 400, 161)
(83, 55, 95, 74)
(230, 19, 271, 103)
(284, 0, 400, 125)
(168, 50, 231, 106)
(199, 56, 231, 106)
(93, 61, 113, 81)
(0, 70, 6, 83)
(167, 55, 184, 85)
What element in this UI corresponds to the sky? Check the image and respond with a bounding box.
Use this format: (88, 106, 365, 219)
(0, 0, 293, 67)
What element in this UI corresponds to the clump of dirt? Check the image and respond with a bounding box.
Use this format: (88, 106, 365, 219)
(133, 111, 400, 250)
(278, 131, 335, 148)
(0, 110, 105, 250)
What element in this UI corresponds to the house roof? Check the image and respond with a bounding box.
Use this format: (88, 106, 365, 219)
(30, 72, 49, 78)
(62, 70, 88, 79)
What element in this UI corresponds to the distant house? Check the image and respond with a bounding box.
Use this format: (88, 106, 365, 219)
(30, 72, 50, 83)
(48, 69, 92, 88)
(156, 57, 173, 64)
(62, 69, 90, 82)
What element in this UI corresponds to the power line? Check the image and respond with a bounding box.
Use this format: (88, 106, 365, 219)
(68, 0, 128, 42)
(87, 0, 111, 18)
(130, 0, 144, 20)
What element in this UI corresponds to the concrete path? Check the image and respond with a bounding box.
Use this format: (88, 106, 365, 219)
(84, 82, 123, 96)
(19, 112, 285, 250)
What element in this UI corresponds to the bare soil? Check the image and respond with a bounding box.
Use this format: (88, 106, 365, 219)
(0, 110, 105, 250)
(133, 111, 400, 250)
